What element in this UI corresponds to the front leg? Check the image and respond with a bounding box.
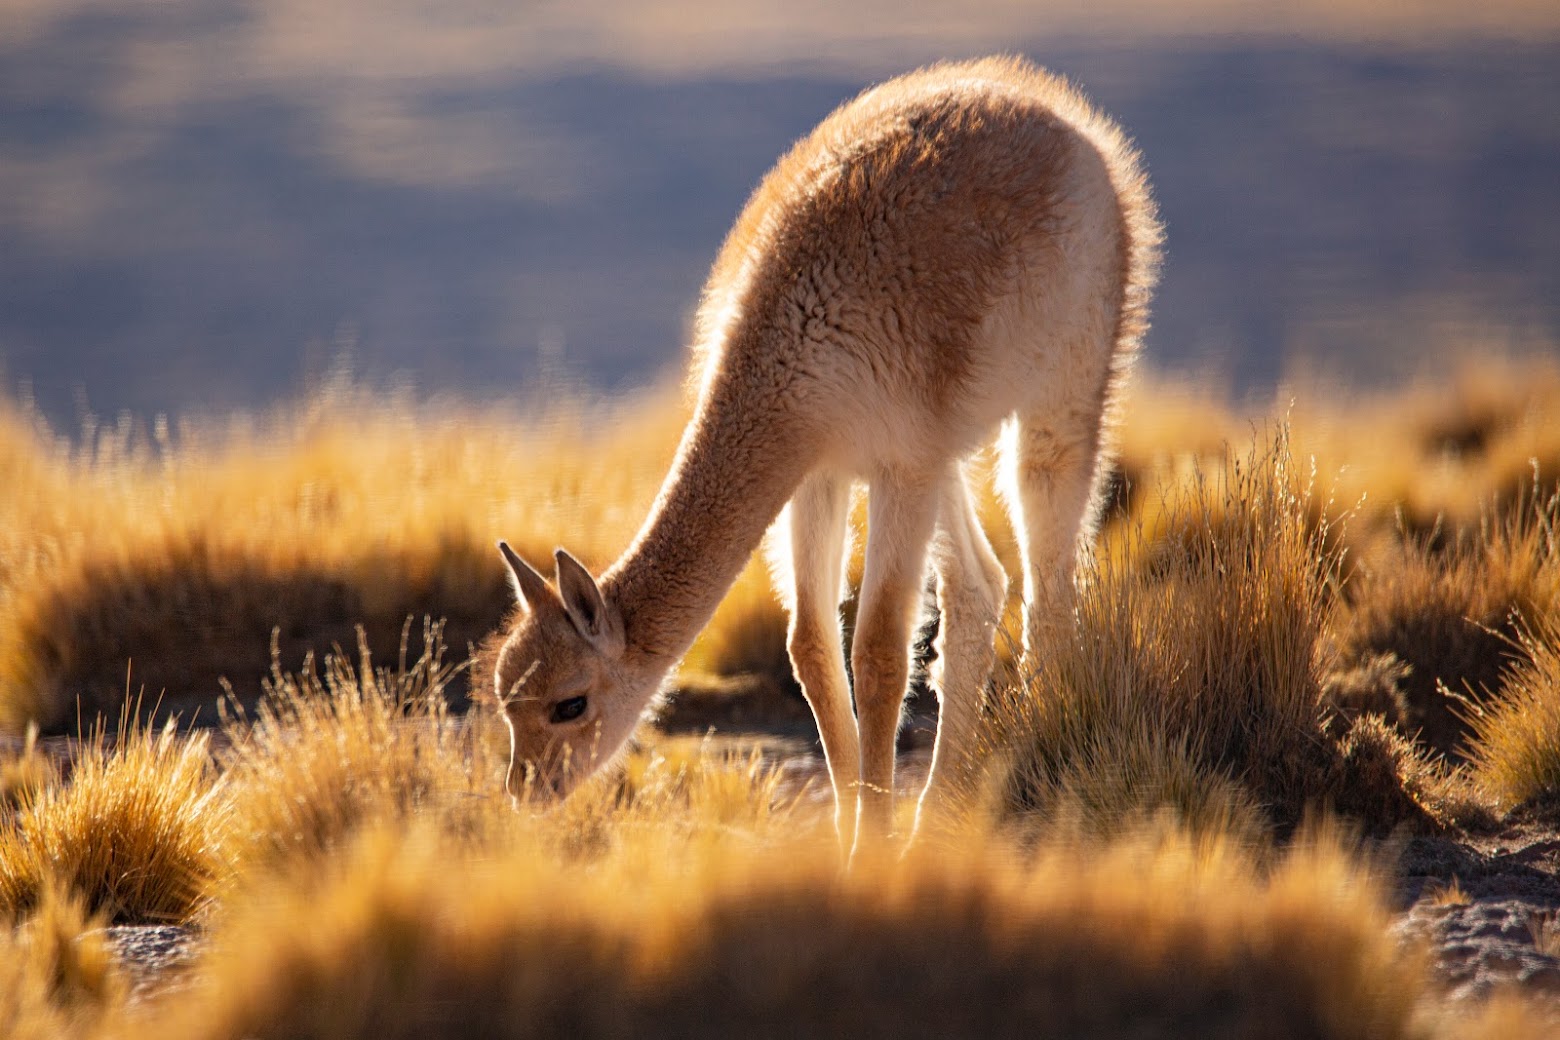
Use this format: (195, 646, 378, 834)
(776, 471, 859, 851)
(851, 471, 940, 852)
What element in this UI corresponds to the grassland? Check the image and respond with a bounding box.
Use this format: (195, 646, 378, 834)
(2, 354, 1560, 1035)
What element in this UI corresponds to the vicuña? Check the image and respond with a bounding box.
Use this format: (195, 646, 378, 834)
(491, 56, 1160, 852)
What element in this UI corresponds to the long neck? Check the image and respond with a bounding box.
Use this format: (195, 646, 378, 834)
(603, 383, 818, 664)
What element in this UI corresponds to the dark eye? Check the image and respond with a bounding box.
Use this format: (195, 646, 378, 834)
(550, 696, 588, 724)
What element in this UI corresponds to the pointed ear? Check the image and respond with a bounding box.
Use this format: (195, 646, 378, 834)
(498, 541, 556, 613)
(553, 548, 623, 654)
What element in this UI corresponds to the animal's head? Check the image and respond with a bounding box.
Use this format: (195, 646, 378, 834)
(491, 541, 648, 804)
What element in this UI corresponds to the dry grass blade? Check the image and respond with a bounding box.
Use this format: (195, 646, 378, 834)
(1331, 486, 1560, 759)
(219, 620, 504, 872)
(0, 724, 59, 815)
(0, 712, 228, 925)
(994, 429, 1431, 838)
(140, 821, 1437, 1040)
(0, 881, 128, 1040)
(1466, 613, 1560, 814)
(0, 385, 691, 734)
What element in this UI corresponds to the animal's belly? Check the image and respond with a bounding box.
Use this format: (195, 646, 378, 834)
(817, 391, 1014, 477)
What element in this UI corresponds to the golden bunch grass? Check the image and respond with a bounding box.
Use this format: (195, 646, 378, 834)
(610, 737, 794, 836)
(218, 620, 500, 874)
(0, 382, 689, 732)
(134, 819, 1442, 1040)
(1278, 353, 1560, 542)
(0, 677, 1545, 1036)
(218, 618, 799, 879)
(0, 714, 228, 925)
(1107, 356, 1560, 568)
(2, 355, 1560, 1032)
(0, 724, 59, 815)
(1331, 487, 1560, 759)
(0, 882, 127, 1040)
(5, 356, 1560, 741)
(1466, 614, 1560, 813)
(996, 430, 1437, 838)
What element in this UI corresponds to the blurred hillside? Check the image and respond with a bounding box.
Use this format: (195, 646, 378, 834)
(1, 2, 1557, 420)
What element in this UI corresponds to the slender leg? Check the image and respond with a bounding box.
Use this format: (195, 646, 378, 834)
(775, 472, 858, 848)
(851, 470, 940, 851)
(913, 466, 1007, 840)
(1001, 403, 1109, 662)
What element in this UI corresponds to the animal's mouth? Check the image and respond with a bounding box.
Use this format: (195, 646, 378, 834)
(507, 759, 569, 806)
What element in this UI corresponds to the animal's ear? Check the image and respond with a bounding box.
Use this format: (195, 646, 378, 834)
(554, 548, 623, 655)
(499, 541, 556, 613)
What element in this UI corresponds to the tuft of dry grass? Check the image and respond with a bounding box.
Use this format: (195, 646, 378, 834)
(1333, 488, 1560, 759)
(218, 621, 501, 873)
(0, 882, 127, 1040)
(139, 820, 1440, 1040)
(611, 738, 792, 831)
(1327, 713, 1481, 831)
(218, 618, 801, 873)
(1284, 354, 1560, 543)
(0, 383, 690, 733)
(1322, 652, 1413, 732)
(0, 724, 59, 815)
(1465, 614, 1560, 814)
(0, 714, 228, 925)
(996, 431, 1435, 838)
(4, 355, 1560, 1032)
(1424, 876, 1470, 907)
(515, 733, 807, 871)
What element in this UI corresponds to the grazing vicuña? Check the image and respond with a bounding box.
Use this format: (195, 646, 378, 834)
(491, 56, 1161, 852)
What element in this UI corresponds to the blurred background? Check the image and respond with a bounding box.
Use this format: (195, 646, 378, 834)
(2, 0, 1557, 423)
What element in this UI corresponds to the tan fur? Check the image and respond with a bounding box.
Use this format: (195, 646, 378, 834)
(493, 56, 1162, 852)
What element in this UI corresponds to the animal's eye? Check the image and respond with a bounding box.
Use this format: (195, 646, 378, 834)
(550, 696, 588, 724)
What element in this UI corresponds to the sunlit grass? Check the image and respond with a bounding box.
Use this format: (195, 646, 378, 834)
(1332, 487, 1560, 759)
(996, 431, 1440, 841)
(0, 714, 228, 925)
(132, 819, 1444, 1040)
(6, 357, 1560, 738)
(218, 620, 497, 875)
(0, 882, 127, 1040)
(2, 355, 1560, 1031)
(1467, 615, 1560, 814)
(0, 380, 688, 732)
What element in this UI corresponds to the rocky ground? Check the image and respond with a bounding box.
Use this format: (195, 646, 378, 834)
(1395, 822, 1560, 1009)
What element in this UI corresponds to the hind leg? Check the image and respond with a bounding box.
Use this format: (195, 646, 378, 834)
(851, 469, 940, 849)
(913, 465, 1007, 840)
(772, 471, 858, 847)
(1001, 400, 1111, 662)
